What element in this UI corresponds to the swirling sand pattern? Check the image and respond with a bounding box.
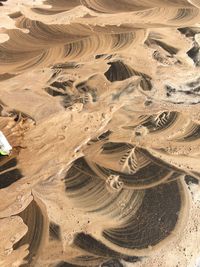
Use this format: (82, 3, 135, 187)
(0, 0, 200, 266)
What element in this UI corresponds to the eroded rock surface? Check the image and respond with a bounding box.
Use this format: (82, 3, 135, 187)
(0, 1, 200, 266)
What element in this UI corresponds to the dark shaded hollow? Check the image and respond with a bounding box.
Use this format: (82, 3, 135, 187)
(13, 200, 45, 267)
(73, 233, 140, 262)
(0, 168, 23, 189)
(185, 175, 199, 185)
(103, 180, 182, 249)
(49, 222, 61, 241)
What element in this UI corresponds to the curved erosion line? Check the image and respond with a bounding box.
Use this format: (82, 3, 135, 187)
(0, 1, 200, 266)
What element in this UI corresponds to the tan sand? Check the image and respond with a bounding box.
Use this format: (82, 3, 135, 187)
(0, 1, 200, 266)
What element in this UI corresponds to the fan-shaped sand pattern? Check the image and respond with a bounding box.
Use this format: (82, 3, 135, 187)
(0, 0, 200, 266)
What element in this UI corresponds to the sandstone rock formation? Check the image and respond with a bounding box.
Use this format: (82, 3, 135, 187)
(0, 1, 200, 266)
